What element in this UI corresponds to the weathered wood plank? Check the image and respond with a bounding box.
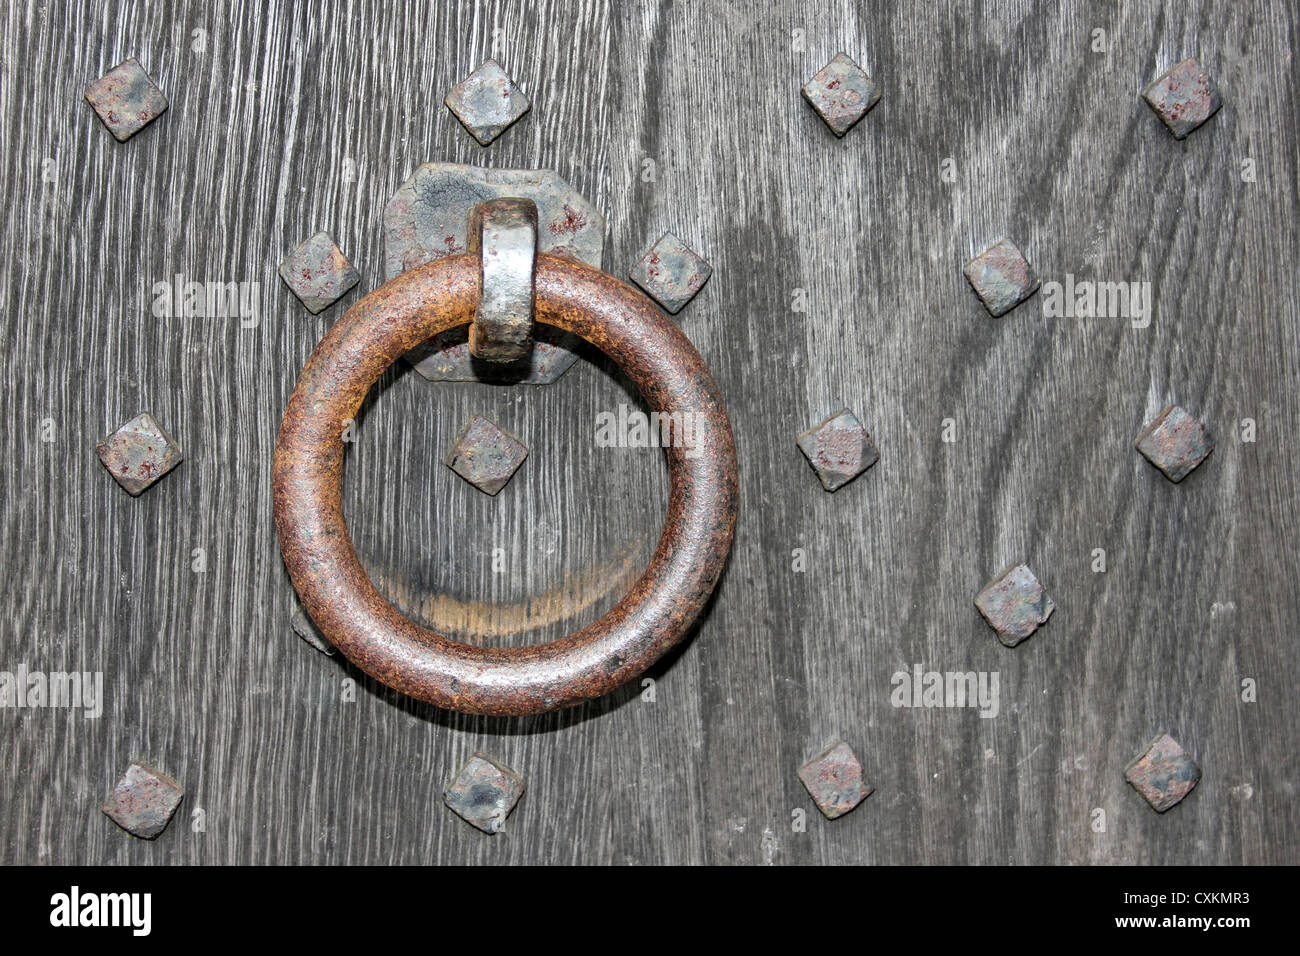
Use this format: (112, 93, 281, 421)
(1, 0, 1296, 864)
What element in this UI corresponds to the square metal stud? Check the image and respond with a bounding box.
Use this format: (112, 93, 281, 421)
(796, 408, 879, 492)
(1125, 733, 1202, 812)
(445, 59, 531, 146)
(96, 412, 183, 496)
(278, 231, 361, 314)
(1142, 58, 1222, 140)
(629, 232, 712, 314)
(84, 58, 168, 141)
(445, 415, 528, 496)
(102, 762, 184, 839)
(798, 741, 874, 820)
(975, 563, 1055, 647)
(964, 237, 1040, 317)
(801, 52, 881, 136)
(444, 753, 526, 834)
(1135, 405, 1213, 482)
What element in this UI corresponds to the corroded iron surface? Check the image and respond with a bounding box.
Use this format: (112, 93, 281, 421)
(102, 762, 184, 839)
(1142, 59, 1221, 140)
(964, 237, 1040, 317)
(273, 253, 739, 715)
(1125, 733, 1201, 812)
(444, 753, 526, 834)
(96, 412, 183, 496)
(801, 52, 881, 137)
(1135, 404, 1213, 482)
(796, 408, 879, 492)
(444, 59, 530, 146)
(798, 741, 874, 819)
(278, 231, 361, 315)
(629, 232, 713, 315)
(404, 325, 580, 384)
(84, 58, 168, 141)
(444, 415, 528, 496)
(383, 163, 604, 383)
(468, 198, 537, 363)
(975, 563, 1055, 646)
(384, 164, 604, 280)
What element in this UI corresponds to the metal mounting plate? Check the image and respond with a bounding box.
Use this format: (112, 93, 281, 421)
(383, 162, 606, 384)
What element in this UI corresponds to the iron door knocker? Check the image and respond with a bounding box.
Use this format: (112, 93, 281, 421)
(273, 195, 738, 716)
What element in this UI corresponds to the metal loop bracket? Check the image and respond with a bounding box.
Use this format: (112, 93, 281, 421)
(273, 253, 738, 715)
(468, 197, 537, 363)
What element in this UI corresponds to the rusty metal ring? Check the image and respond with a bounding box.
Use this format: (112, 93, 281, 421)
(273, 253, 738, 716)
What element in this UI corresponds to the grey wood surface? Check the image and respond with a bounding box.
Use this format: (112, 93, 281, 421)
(2, 0, 1297, 865)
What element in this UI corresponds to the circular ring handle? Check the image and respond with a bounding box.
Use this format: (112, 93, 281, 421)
(273, 253, 738, 715)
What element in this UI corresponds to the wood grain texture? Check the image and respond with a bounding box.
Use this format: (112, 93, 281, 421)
(1, 0, 1296, 864)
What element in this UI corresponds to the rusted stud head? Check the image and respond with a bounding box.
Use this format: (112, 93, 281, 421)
(444, 59, 531, 146)
(629, 232, 712, 315)
(1135, 405, 1213, 482)
(798, 741, 874, 819)
(796, 408, 879, 492)
(84, 58, 168, 141)
(1125, 733, 1201, 812)
(964, 237, 1040, 317)
(102, 762, 184, 839)
(444, 415, 528, 496)
(801, 52, 881, 136)
(291, 608, 335, 656)
(975, 563, 1055, 647)
(444, 753, 526, 834)
(1142, 59, 1221, 140)
(278, 231, 360, 315)
(96, 412, 183, 496)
